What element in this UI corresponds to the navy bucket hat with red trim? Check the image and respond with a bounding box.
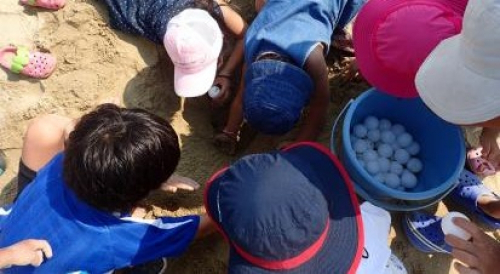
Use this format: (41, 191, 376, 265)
(204, 142, 364, 273)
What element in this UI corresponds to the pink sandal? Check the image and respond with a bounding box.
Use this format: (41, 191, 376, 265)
(0, 45, 56, 79)
(467, 147, 497, 176)
(20, 0, 65, 10)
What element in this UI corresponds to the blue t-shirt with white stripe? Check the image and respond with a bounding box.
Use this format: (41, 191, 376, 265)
(0, 154, 199, 273)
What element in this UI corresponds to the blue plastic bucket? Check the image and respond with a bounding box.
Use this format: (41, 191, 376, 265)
(333, 89, 465, 211)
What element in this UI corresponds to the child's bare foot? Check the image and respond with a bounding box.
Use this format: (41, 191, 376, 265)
(213, 130, 238, 155)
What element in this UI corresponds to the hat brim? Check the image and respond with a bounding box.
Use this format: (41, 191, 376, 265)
(416, 35, 500, 124)
(174, 60, 217, 98)
(353, 0, 418, 98)
(204, 142, 364, 273)
(353, 0, 464, 98)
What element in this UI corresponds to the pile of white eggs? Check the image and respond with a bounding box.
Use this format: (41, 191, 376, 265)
(351, 116, 423, 191)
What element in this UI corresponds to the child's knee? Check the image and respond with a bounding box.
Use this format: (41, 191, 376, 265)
(24, 114, 70, 149)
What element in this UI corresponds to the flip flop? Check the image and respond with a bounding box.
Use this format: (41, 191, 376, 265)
(19, 0, 65, 10)
(467, 147, 496, 176)
(448, 169, 500, 229)
(402, 211, 452, 254)
(0, 45, 56, 79)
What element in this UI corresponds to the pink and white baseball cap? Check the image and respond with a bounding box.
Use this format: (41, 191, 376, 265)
(353, 0, 466, 98)
(164, 9, 223, 97)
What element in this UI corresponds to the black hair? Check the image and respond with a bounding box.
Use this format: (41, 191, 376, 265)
(193, 0, 239, 28)
(63, 104, 180, 212)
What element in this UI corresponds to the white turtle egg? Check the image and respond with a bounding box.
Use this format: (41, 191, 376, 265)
(390, 162, 404, 175)
(385, 173, 401, 188)
(391, 124, 406, 136)
(407, 158, 423, 173)
(391, 142, 400, 151)
(397, 133, 413, 148)
(407, 142, 421, 156)
(374, 173, 386, 183)
(394, 149, 410, 164)
(364, 116, 380, 130)
(366, 161, 380, 175)
(379, 119, 392, 131)
(401, 170, 418, 188)
(377, 143, 394, 158)
(441, 212, 471, 241)
(378, 158, 391, 173)
(381, 131, 396, 144)
(362, 149, 378, 162)
(354, 139, 369, 153)
(357, 159, 366, 169)
(367, 129, 381, 142)
(353, 124, 368, 138)
(366, 140, 375, 150)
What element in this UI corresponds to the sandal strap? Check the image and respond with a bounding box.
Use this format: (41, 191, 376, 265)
(10, 46, 29, 74)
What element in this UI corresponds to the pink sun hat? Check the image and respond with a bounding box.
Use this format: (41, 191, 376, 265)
(353, 0, 467, 98)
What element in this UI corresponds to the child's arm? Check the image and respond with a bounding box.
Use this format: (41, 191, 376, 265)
(221, 65, 246, 135)
(296, 45, 330, 141)
(0, 239, 53, 268)
(213, 0, 247, 105)
(195, 214, 217, 239)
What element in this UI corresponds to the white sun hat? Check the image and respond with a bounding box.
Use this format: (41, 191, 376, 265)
(415, 0, 500, 125)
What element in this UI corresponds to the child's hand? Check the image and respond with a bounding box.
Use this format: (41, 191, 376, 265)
(3, 239, 53, 267)
(211, 76, 232, 107)
(445, 218, 500, 274)
(160, 174, 200, 193)
(480, 128, 500, 164)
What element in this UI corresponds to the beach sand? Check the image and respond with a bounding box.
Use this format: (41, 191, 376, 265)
(1, 0, 499, 273)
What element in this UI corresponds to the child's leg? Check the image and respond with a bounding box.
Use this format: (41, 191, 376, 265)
(18, 115, 73, 193)
(223, 88, 244, 135)
(213, 85, 244, 154)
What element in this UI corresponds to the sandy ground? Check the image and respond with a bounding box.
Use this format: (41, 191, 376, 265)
(1, 0, 500, 273)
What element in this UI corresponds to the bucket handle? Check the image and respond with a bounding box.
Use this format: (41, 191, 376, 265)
(330, 99, 354, 155)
